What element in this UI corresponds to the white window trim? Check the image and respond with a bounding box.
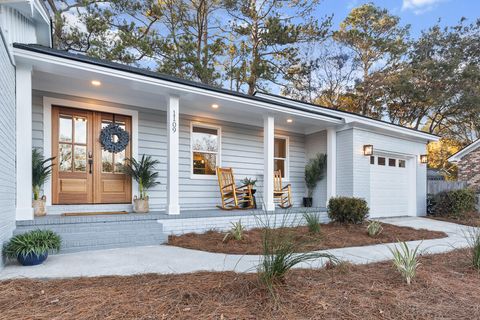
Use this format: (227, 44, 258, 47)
(190, 122, 222, 180)
(274, 135, 289, 181)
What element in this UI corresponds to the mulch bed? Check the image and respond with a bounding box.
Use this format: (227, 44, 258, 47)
(168, 222, 447, 255)
(428, 211, 480, 227)
(1, 249, 479, 319)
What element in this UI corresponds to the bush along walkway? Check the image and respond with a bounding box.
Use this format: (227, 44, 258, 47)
(0, 217, 473, 280)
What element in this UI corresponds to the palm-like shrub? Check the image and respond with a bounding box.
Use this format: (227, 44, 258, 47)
(122, 155, 160, 199)
(367, 220, 383, 237)
(256, 209, 336, 290)
(304, 153, 327, 198)
(389, 241, 421, 285)
(303, 212, 322, 234)
(4, 230, 61, 259)
(223, 220, 246, 242)
(32, 149, 55, 200)
(464, 227, 480, 270)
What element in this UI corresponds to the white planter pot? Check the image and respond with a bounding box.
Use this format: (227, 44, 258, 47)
(133, 197, 149, 213)
(32, 196, 47, 217)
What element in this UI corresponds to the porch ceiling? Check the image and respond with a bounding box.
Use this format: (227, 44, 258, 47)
(19, 47, 342, 135)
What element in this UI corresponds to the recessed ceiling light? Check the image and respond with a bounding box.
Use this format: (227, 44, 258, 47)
(211, 104, 219, 109)
(91, 80, 101, 86)
(287, 119, 293, 123)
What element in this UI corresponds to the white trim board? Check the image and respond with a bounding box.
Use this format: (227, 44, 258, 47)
(42, 96, 139, 206)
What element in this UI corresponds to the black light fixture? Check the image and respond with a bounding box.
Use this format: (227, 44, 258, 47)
(420, 154, 428, 164)
(363, 145, 373, 156)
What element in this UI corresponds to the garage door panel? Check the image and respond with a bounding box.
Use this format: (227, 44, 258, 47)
(370, 157, 410, 218)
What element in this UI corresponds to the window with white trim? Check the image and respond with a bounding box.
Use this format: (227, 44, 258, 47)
(191, 124, 220, 176)
(274, 137, 288, 178)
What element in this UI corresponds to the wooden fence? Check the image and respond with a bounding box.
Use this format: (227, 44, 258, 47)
(427, 180, 467, 195)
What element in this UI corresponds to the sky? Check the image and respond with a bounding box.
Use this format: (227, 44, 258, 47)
(318, 0, 480, 37)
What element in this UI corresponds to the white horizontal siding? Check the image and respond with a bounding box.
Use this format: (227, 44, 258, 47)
(305, 131, 328, 207)
(0, 34, 16, 269)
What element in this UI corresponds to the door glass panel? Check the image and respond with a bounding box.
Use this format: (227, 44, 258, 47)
(102, 149, 114, 173)
(74, 145, 87, 172)
(59, 144, 72, 172)
(74, 117, 87, 144)
(59, 116, 72, 142)
(115, 149, 126, 173)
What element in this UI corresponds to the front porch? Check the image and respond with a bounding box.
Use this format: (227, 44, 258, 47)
(15, 207, 327, 253)
(14, 43, 342, 222)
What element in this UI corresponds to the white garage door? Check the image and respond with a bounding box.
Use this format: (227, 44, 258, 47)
(369, 156, 410, 218)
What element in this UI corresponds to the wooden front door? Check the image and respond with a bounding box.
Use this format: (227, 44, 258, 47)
(52, 106, 132, 204)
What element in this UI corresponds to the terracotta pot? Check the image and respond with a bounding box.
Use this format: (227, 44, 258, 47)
(33, 196, 47, 217)
(133, 197, 149, 213)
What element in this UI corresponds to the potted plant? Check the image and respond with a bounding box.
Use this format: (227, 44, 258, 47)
(4, 230, 61, 266)
(304, 153, 327, 207)
(241, 177, 258, 208)
(122, 155, 160, 213)
(32, 149, 55, 216)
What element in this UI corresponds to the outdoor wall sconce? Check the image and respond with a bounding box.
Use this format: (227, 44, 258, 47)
(420, 154, 428, 164)
(363, 145, 373, 156)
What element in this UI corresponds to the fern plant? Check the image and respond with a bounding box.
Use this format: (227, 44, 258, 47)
(122, 155, 160, 199)
(389, 242, 421, 285)
(32, 149, 55, 200)
(304, 153, 327, 198)
(223, 220, 246, 242)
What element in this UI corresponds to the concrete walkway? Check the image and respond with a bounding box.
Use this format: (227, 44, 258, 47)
(0, 217, 474, 280)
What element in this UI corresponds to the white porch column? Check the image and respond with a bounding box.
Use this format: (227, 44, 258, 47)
(167, 95, 180, 215)
(326, 127, 337, 206)
(16, 64, 33, 221)
(263, 115, 275, 211)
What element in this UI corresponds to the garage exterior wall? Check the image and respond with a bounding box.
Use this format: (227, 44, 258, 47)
(0, 32, 16, 269)
(344, 127, 427, 217)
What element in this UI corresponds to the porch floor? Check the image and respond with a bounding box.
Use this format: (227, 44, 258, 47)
(18, 206, 326, 225)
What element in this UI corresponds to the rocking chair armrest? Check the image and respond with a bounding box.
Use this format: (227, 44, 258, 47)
(221, 183, 235, 190)
(237, 184, 251, 190)
(282, 184, 291, 190)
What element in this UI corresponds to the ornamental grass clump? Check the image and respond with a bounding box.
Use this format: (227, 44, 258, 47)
(303, 212, 322, 234)
(389, 241, 421, 285)
(367, 220, 383, 237)
(464, 227, 480, 270)
(256, 208, 336, 291)
(223, 220, 246, 242)
(4, 229, 61, 260)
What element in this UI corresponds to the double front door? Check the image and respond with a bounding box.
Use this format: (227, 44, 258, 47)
(51, 106, 132, 204)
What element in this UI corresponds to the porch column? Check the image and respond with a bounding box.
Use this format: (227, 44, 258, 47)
(263, 115, 275, 211)
(326, 127, 337, 206)
(167, 95, 180, 215)
(16, 64, 33, 221)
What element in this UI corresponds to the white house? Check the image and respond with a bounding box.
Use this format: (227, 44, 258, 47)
(0, 0, 438, 261)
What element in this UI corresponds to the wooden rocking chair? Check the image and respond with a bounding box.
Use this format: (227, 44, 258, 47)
(216, 167, 254, 210)
(274, 170, 292, 208)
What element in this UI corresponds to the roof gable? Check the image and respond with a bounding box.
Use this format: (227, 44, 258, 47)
(448, 139, 480, 162)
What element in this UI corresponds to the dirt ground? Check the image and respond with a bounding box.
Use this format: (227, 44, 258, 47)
(428, 211, 480, 227)
(168, 222, 447, 254)
(0, 249, 479, 319)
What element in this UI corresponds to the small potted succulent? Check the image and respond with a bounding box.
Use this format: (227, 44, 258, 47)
(122, 155, 160, 213)
(32, 149, 55, 216)
(4, 230, 61, 266)
(304, 153, 327, 207)
(241, 177, 258, 208)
